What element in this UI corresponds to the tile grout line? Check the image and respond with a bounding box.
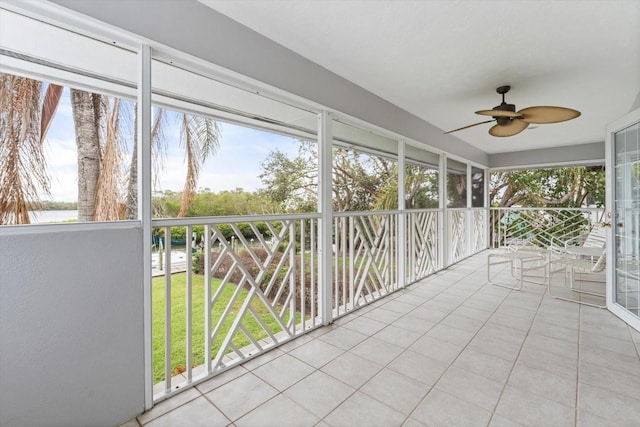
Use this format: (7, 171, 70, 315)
(399, 262, 516, 425)
(342, 256, 519, 425)
(137, 385, 206, 425)
(314, 259, 492, 425)
(628, 324, 640, 359)
(574, 304, 583, 427)
(484, 279, 547, 427)
(139, 254, 513, 426)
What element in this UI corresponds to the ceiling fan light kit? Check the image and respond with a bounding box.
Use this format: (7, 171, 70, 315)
(446, 85, 581, 137)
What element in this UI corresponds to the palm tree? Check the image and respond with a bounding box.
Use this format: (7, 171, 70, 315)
(69, 94, 221, 221)
(70, 89, 103, 221)
(0, 74, 62, 224)
(124, 108, 220, 219)
(124, 107, 166, 219)
(1, 72, 221, 224)
(177, 113, 220, 217)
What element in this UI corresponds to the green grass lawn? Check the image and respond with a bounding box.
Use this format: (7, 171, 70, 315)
(152, 273, 298, 383)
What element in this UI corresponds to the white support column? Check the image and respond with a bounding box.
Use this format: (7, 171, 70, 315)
(138, 44, 153, 410)
(318, 111, 333, 325)
(485, 168, 490, 249)
(466, 163, 473, 257)
(397, 140, 406, 288)
(439, 154, 447, 269)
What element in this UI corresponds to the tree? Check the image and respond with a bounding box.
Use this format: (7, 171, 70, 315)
(1, 72, 221, 224)
(258, 141, 318, 212)
(0, 74, 62, 224)
(489, 167, 606, 246)
(374, 163, 439, 210)
(70, 89, 102, 221)
(490, 166, 605, 208)
(447, 173, 467, 208)
(153, 188, 279, 217)
(177, 113, 220, 217)
(125, 107, 165, 219)
(333, 149, 395, 211)
(125, 108, 220, 219)
(259, 141, 398, 213)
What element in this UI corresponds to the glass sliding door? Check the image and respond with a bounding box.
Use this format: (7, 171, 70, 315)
(607, 108, 640, 331)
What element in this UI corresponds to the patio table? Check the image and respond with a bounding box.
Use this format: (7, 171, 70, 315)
(488, 250, 547, 290)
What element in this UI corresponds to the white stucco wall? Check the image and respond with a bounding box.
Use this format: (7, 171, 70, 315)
(0, 223, 144, 427)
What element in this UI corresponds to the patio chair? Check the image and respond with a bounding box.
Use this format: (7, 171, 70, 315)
(547, 225, 607, 276)
(547, 248, 606, 308)
(563, 224, 606, 249)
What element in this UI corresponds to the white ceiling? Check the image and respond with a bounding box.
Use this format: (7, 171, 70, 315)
(200, 0, 640, 154)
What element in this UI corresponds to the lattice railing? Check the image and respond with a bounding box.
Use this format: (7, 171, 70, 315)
(152, 214, 320, 400)
(151, 207, 496, 401)
(448, 209, 467, 264)
(406, 209, 440, 283)
(489, 207, 604, 249)
(472, 208, 487, 253)
(333, 211, 399, 317)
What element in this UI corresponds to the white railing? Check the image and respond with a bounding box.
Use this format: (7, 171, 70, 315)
(406, 209, 440, 283)
(151, 213, 320, 401)
(151, 207, 483, 401)
(472, 208, 487, 254)
(134, 206, 607, 403)
(448, 208, 467, 264)
(332, 211, 400, 317)
(489, 207, 605, 249)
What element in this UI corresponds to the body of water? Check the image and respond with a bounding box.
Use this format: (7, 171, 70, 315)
(29, 210, 78, 224)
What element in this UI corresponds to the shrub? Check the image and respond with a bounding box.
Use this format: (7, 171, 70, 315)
(193, 247, 316, 313)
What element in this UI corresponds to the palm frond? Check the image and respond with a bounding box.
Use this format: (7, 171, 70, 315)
(40, 84, 63, 144)
(0, 74, 50, 224)
(95, 97, 125, 220)
(177, 113, 221, 216)
(151, 107, 166, 190)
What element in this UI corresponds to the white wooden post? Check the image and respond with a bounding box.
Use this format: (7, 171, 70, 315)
(397, 140, 406, 287)
(439, 154, 447, 269)
(318, 111, 333, 325)
(138, 43, 153, 410)
(467, 163, 473, 258)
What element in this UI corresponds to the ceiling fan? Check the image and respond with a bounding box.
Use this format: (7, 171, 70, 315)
(445, 85, 581, 137)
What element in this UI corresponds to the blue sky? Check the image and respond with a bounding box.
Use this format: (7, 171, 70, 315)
(43, 89, 301, 202)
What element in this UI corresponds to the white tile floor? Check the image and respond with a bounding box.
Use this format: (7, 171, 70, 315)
(123, 252, 640, 427)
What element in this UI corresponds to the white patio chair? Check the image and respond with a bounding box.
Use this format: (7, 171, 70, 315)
(563, 224, 606, 249)
(548, 248, 606, 308)
(546, 225, 606, 275)
(549, 225, 606, 257)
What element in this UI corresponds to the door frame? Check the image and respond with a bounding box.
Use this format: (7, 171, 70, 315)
(605, 107, 640, 332)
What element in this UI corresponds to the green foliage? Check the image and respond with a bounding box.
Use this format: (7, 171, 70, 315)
(152, 188, 279, 218)
(258, 141, 318, 212)
(375, 163, 439, 210)
(490, 166, 605, 208)
(259, 140, 407, 212)
(40, 200, 78, 210)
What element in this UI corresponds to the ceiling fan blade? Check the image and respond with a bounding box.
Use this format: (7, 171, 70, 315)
(475, 109, 521, 118)
(517, 106, 581, 124)
(444, 119, 495, 134)
(489, 119, 529, 137)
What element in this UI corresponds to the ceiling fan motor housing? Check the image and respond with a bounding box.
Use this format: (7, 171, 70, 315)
(494, 102, 517, 124)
